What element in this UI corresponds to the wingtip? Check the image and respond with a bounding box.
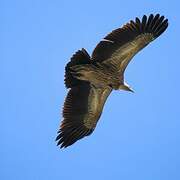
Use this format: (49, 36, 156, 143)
(55, 124, 94, 149)
(135, 13, 169, 37)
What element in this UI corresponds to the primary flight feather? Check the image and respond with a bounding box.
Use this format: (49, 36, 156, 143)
(56, 14, 168, 148)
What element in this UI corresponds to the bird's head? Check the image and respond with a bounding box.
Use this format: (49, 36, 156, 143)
(118, 82, 134, 93)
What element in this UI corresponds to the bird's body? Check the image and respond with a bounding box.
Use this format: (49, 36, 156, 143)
(71, 62, 123, 89)
(56, 14, 168, 148)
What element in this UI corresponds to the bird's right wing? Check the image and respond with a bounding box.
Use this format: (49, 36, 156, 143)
(56, 84, 112, 148)
(92, 14, 168, 74)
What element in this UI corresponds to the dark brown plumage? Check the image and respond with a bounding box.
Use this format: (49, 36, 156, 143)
(56, 14, 168, 148)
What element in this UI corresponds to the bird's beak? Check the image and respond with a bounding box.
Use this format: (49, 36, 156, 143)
(128, 87, 134, 93)
(124, 85, 134, 93)
(123, 82, 134, 93)
(118, 84, 134, 93)
(127, 86, 134, 93)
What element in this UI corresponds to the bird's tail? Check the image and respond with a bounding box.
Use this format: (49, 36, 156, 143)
(64, 48, 91, 88)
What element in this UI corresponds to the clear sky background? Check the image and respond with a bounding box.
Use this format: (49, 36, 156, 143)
(1, 0, 180, 180)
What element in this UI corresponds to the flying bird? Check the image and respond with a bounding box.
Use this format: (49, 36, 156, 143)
(56, 14, 168, 148)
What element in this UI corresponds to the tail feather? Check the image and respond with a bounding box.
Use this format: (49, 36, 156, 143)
(64, 48, 91, 88)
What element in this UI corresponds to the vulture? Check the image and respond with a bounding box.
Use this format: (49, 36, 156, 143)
(56, 14, 168, 148)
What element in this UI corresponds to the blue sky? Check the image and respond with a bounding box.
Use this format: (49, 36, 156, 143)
(1, 0, 180, 179)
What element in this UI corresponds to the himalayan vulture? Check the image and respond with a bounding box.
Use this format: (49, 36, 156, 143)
(56, 14, 168, 148)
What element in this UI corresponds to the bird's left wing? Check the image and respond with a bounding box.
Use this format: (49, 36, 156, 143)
(92, 14, 168, 73)
(56, 84, 112, 148)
